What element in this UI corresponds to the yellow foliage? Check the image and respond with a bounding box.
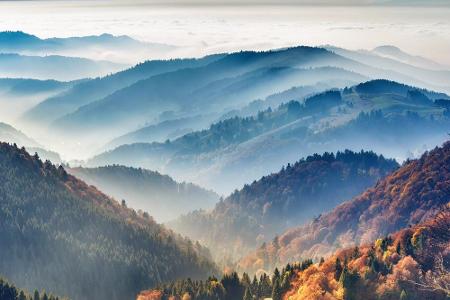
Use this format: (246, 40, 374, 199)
(182, 293, 191, 300)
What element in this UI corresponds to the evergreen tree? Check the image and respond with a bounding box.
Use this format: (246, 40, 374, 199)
(18, 291, 26, 300)
(243, 287, 253, 300)
(335, 258, 343, 280)
(271, 280, 282, 300)
(272, 267, 280, 283)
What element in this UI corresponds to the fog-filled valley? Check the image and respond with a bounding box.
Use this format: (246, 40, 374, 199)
(0, 2, 449, 300)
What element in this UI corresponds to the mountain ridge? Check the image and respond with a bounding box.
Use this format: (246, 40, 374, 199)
(238, 141, 450, 274)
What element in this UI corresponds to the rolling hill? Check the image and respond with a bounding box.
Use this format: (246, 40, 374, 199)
(52, 47, 364, 137)
(325, 45, 450, 93)
(0, 53, 125, 81)
(0, 122, 61, 163)
(0, 142, 217, 300)
(0, 78, 74, 123)
(19, 45, 450, 162)
(87, 80, 450, 194)
(55, 42, 449, 139)
(68, 165, 219, 222)
(0, 31, 175, 64)
(238, 141, 450, 274)
(283, 206, 450, 300)
(0, 122, 39, 147)
(372, 45, 449, 70)
(139, 206, 450, 300)
(22, 54, 225, 126)
(168, 150, 398, 262)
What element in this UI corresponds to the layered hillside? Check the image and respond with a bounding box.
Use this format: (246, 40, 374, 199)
(137, 208, 449, 300)
(68, 165, 219, 222)
(0, 31, 175, 65)
(89, 80, 450, 193)
(168, 150, 398, 261)
(239, 141, 450, 274)
(0, 122, 39, 147)
(0, 143, 217, 300)
(53, 47, 365, 136)
(0, 53, 125, 81)
(22, 54, 223, 126)
(50, 45, 449, 138)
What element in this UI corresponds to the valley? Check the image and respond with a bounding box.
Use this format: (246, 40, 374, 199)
(0, 3, 449, 299)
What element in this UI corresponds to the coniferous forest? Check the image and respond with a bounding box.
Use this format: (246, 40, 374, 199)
(0, 3, 449, 300)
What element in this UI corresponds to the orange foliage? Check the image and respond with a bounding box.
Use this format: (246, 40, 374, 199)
(283, 206, 450, 300)
(240, 142, 450, 274)
(137, 290, 163, 300)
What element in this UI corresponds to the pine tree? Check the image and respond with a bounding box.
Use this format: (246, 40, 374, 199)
(335, 258, 343, 280)
(18, 291, 26, 300)
(271, 280, 282, 300)
(243, 287, 253, 300)
(272, 267, 280, 283)
(34, 290, 40, 300)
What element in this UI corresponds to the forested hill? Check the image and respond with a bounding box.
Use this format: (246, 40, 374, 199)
(0, 142, 217, 300)
(139, 206, 450, 300)
(168, 150, 398, 262)
(283, 206, 450, 300)
(239, 141, 450, 274)
(68, 165, 219, 222)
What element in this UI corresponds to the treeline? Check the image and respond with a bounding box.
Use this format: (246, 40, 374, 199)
(160, 90, 342, 155)
(0, 278, 64, 300)
(138, 260, 313, 300)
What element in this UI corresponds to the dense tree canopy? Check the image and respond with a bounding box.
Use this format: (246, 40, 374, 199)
(0, 143, 217, 300)
(169, 149, 398, 263)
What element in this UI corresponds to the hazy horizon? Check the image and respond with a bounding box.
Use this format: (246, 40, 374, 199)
(0, 1, 449, 66)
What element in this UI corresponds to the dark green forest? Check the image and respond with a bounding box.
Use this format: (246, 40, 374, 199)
(0, 143, 217, 300)
(139, 260, 313, 300)
(0, 277, 63, 300)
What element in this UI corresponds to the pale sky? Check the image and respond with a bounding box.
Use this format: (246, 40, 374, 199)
(0, 0, 449, 65)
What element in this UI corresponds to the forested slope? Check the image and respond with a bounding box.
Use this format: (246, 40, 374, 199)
(239, 141, 450, 274)
(0, 143, 217, 300)
(169, 150, 398, 261)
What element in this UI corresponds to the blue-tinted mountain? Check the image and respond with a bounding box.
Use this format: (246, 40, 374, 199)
(50, 45, 450, 142)
(0, 53, 126, 81)
(103, 114, 217, 151)
(0, 122, 39, 147)
(22, 54, 224, 126)
(325, 45, 450, 93)
(0, 78, 72, 95)
(88, 80, 450, 194)
(51, 47, 370, 138)
(0, 78, 76, 124)
(168, 149, 398, 261)
(372, 45, 450, 70)
(0, 142, 217, 300)
(0, 31, 174, 61)
(0, 122, 62, 164)
(68, 165, 219, 222)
